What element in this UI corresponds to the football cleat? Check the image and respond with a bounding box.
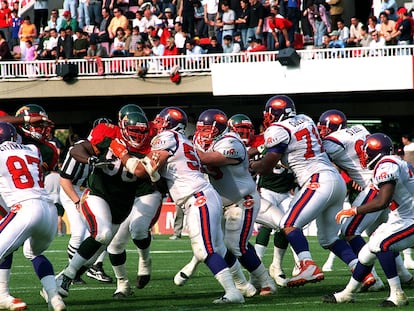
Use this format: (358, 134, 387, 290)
(359, 272, 376, 292)
(287, 259, 324, 287)
(174, 260, 198, 286)
(136, 275, 150, 289)
(56, 273, 72, 298)
(378, 292, 409, 307)
(48, 294, 66, 311)
(137, 257, 151, 289)
(213, 291, 244, 304)
(174, 271, 190, 286)
(236, 282, 257, 298)
(86, 264, 113, 283)
(113, 279, 134, 299)
(367, 277, 385, 292)
(322, 290, 355, 304)
(169, 235, 181, 240)
(71, 275, 86, 285)
(269, 264, 288, 287)
(0, 295, 27, 310)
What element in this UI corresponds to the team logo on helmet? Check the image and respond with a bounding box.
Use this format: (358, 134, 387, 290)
(363, 133, 393, 170)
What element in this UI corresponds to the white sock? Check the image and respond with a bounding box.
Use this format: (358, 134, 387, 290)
(41, 275, 58, 300)
(403, 248, 413, 261)
(215, 268, 237, 294)
(254, 244, 266, 260)
(296, 251, 311, 262)
(271, 247, 286, 272)
(0, 269, 10, 298)
(112, 263, 128, 280)
(388, 276, 403, 297)
(229, 260, 248, 286)
(64, 253, 87, 279)
(94, 250, 107, 265)
(395, 254, 412, 281)
(344, 276, 360, 293)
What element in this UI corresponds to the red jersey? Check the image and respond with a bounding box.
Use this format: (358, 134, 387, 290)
(269, 16, 293, 32)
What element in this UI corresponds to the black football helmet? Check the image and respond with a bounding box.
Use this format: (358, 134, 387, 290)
(317, 109, 347, 138)
(119, 111, 149, 148)
(263, 95, 296, 128)
(195, 109, 228, 150)
(363, 133, 393, 169)
(227, 113, 255, 146)
(0, 122, 17, 144)
(15, 104, 50, 141)
(153, 107, 187, 133)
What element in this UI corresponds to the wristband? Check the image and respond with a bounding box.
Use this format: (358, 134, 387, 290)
(141, 156, 160, 182)
(74, 200, 80, 205)
(24, 115, 30, 123)
(125, 157, 140, 174)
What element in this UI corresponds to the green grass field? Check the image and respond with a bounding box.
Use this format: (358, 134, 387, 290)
(7, 235, 414, 311)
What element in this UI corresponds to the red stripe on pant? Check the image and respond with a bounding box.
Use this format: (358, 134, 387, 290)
(285, 174, 319, 227)
(0, 212, 16, 233)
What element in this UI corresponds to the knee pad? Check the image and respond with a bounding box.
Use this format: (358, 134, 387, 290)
(224, 205, 243, 232)
(94, 227, 113, 245)
(358, 244, 376, 266)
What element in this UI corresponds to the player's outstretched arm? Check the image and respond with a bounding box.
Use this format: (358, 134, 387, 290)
(70, 140, 97, 164)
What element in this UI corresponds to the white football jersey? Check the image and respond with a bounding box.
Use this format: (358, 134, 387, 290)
(206, 132, 256, 206)
(372, 155, 414, 220)
(0, 141, 49, 207)
(151, 130, 209, 206)
(264, 114, 336, 187)
(323, 124, 372, 188)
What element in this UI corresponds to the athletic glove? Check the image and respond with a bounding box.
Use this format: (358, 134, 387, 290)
(88, 155, 114, 168)
(109, 138, 128, 159)
(335, 206, 357, 224)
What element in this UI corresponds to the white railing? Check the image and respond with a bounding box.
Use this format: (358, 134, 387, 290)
(0, 45, 413, 80)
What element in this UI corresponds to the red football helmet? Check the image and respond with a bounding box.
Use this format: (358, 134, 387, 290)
(317, 109, 347, 138)
(195, 109, 228, 150)
(263, 95, 296, 128)
(227, 113, 255, 146)
(119, 111, 149, 148)
(15, 104, 50, 142)
(153, 107, 188, 133)
(363, 133, 393, 169)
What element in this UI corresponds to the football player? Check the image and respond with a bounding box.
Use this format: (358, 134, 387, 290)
(228, 113, 296, 288)
(56, 110, 153, 300)
(324, 133, 414, 307)
(249, 95, 359, 287)
(0, 122, 65, 311)
(0, 105, 58, 310)
(318, 110, 413, 289)
(59, 121, 113, 285)
(106, 104, 163, 297)
(192, 109, 276, 296)
(110, 107, 245, 304)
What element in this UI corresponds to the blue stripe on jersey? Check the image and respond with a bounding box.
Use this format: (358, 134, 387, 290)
(324, 136, 345, 149)
(267, 143, 288, 154)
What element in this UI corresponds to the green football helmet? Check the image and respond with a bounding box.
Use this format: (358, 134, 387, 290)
(15, 104, 50, 141)
(118, 104, 145, 126)
(227, 113, 255, 146)
(120, 111, 149, 148)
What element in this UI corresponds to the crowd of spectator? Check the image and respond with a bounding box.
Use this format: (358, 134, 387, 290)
(0, 0, 413, 63)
